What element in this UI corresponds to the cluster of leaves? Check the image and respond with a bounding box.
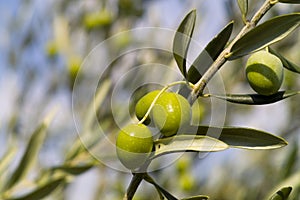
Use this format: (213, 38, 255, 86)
(123, 0, 300, 199)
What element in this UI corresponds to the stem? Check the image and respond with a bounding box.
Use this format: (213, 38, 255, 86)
(138, 81, 193, 125)
(123, 173, 145, 200)
(192, 0, 276, 98)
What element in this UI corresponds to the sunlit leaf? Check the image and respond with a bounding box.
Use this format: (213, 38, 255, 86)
(187, 21, 234, 83)
(204, 91, 300, 105)
(269, 186, 292, 200)
(269, 48, 300, 73)
(4, 113, 53, 190)
(173, 10, 196, 78)
(194, 126, 287, 149)
(6, 178, 65, 200)
(279, 0, 300, 4)
(151, 135, 228, 159)
(237, 0, 248, 20)
(229, 13, 300, 60)
(181, 195, 209, 200)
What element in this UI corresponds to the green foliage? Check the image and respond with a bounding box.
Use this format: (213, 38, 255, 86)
(269, 186, 292, 200)
(173, 10, 196, 78)
(229, 13, 300, 60)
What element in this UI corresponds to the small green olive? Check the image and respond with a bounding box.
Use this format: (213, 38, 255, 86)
(152, 92, 191, 137)
(135, 90, 160, 125)
(245, 51, 284, 96)
(116, 124, 153, 170)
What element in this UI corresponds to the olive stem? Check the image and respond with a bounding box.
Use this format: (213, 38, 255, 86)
(138, 81, 194, 125)
(123, 173, 146, 200)
(191, 0, 275, 99)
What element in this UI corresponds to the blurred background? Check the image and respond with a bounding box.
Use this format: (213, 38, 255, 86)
(0, 0, 300, 199)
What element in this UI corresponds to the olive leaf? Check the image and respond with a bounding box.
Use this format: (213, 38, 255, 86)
(173, 10, 196, 78)
(204, 91, 300, 105)
(193, 126, 287, 149)
(229, 13, 300, 60)
(237, 0, 248, 21)
(269, 186, 292, 200)
(187, 21, 234, 83)
(5, 178, 65, 200)
(269, 48, 300, 74)
(51, 164, 95, 175)
(280, 142, 298, 180)
(181, 195, 209, 200)
(279, 0, 300, 3)
(4, 113, 54, 191)
(151, 135, 228, 159)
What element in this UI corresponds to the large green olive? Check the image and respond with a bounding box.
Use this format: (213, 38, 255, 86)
(245, 51, 284, 96)
(151, 92, 191, 137)
(116, 124, 153, 170)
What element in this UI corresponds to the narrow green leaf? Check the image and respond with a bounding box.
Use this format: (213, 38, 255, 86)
(4, 113, 54, 190)
(194, 126, 287, 149)
(280, 142, 298, 180)
(151, 135, 228, 159)
(187, 21, 234, 83)
(237, 0, 248, 18)
(181, 195, 209, 200)
(173, 10, 196, 78)
(0, 147, 17, 178)
(6, 178, 65, 200)
(269, 48, 300, 73)
(229, 13, 300, 60)
(269, 186, 292, 200)
(279, 0, 300, 4)
(51, 164, 94, 175)
(204, 91, 300, 105)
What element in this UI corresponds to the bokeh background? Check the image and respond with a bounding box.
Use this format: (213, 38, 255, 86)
(0, 0, 300, 199)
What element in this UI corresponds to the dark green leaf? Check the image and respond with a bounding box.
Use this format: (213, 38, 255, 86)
(204, 91, 300, 105)
(151, 135, 228, 159)
(6, 178, 65, 200)
(193, 126, 287, 149)
(51, 164, 94, 175)
(4, 118, 51, 190)
(269, 186, 292, 200)
(187, 21, 234, 83)
(237, 0, 248, 19)
(173, 10, 196, 78)
(269, 48, 300, 73)
(229, 13, 300, 60)
(181, 195, 209, 200)
(279, 0, 300, 4)
(144, 174, 178, 200)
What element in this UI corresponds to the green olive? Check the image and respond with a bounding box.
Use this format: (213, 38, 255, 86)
(245, 51, 284, 96)
(116, 124, 153, 170)
(135, 90, 160, 125)
(151, 92, 191, 137)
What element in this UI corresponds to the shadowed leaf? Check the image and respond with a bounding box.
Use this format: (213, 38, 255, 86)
(51, 164, 94, 175)
(229, 13, 300, 60)
(204, 91, 299, 105)
(269, 186, 292, 200)
(269, 48, 300, 73)
(181, 195, 209, 200)
(279, 0, 300, 3)
(173, 10, 196, 78)
(187, 21, 234, 83)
